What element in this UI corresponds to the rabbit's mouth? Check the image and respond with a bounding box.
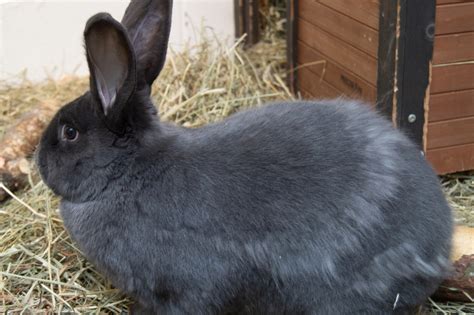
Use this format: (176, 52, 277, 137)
(34, 143, 49, 183)
(35, 142, 62, 197)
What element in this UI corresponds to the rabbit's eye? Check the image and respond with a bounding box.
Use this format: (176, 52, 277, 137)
(62, 125, 79, 142)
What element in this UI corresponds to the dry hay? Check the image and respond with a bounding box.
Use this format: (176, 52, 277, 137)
(428, 298, 474, 315)
(442, 173, 474, 228)
(1, 11, 473, 315)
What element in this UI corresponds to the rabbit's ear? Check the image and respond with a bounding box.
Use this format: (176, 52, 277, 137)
(121, 0, 172, 90)
(84, 13, 136, 117)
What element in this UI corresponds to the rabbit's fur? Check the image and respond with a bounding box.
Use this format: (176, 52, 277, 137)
(36, 0, 452, 314)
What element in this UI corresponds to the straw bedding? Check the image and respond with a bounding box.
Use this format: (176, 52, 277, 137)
(1, 8, 473, 314)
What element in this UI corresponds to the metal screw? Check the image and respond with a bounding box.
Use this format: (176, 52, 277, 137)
(426, 23, 435, 41)
(408, 114, 416, 123)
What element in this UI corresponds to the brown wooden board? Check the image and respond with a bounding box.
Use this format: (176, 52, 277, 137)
(298, 19, 378, 84)
(437, 0, 474, 4)
(234, 0, 260, 46)
(291, 0, 474, 173)
(298, 67, 344, 99)
(234, 0, 245, 38)
(429, 89, 474, 122)
(436, 2, 474, 35)
(300, 87, 316, 99)
(299, 0, 379, 57)
(298, 41, 377, 102)
(432, 63, 474, 93)
(427, 143, 474, 174)
(427, 116, 474, 149)
(316, 0, 380, 30)
(433, 32, 474, 64)
(247, 0, 259, 45)
(376, 0, 398, 119)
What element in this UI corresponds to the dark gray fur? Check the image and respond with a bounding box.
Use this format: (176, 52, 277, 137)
(36, 0, 453, 314)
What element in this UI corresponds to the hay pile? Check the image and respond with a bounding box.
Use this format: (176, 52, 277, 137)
(0, 30, 291, 314)
(1, 9, 473, 314)
(442, 173, 474, 227)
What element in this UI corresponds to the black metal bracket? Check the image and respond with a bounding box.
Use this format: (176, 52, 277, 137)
(377, 0, 436, 148)
(395, 0, 436, 148)
(286, 0, 298, 94)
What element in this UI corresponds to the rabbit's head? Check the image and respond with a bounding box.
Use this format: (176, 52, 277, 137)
(36, 0, 172, 201)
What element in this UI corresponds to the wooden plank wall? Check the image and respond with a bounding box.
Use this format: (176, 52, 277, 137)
(295, 0, 474, 174)
(426, 0, 474, 174)
(296, 0, 379, 103)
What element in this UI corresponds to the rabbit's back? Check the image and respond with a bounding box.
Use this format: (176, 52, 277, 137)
(160, 99, 452, 311)
(183, 100, 448, 237)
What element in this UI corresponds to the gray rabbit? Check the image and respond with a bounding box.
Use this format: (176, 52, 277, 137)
(36, 0, 452, 314)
